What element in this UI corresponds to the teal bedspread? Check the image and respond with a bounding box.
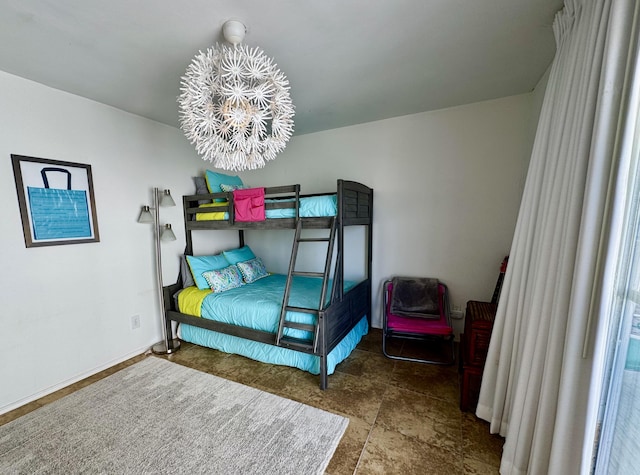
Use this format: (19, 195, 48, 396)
(178, 274, 368, 374)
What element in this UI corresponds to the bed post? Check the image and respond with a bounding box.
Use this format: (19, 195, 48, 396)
(336, 180, 345, 301)
(319, 312, 328, 389)
(183, 195, 193, 255)
(367, 189, 373, 325)
(162, 283, 179, 352)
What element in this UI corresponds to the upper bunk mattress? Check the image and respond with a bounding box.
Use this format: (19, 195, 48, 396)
(196, 194, 337, 221)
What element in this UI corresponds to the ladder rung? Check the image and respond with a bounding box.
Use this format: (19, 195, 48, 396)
(285, 305, 320, 315)
(281, 320, 316, 332)
(279, 336, 314, 351)
(276, 215, 336, 349)
(297, 237, 330, 242)
(292, 271, 324, 278)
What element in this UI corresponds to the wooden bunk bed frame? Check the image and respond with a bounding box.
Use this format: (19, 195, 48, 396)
(162, 179, 373, 389)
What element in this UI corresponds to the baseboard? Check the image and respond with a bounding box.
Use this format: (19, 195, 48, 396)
(0, 346, 149, 416)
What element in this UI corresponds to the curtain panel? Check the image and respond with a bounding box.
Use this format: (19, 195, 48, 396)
(476, 0, 637, 473)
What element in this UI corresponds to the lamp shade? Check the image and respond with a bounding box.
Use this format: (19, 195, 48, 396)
(137, 205, 153, 223)
(160, 223, 177, 242)
(159, 189, 176, 207)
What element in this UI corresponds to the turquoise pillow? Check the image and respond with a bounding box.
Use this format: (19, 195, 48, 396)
(186, 253, 231, 290)
(205, 170, 244, 201)
(223, 245, 256, 265)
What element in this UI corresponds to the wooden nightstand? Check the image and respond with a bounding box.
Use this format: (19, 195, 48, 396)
(460, 300, 497, 412)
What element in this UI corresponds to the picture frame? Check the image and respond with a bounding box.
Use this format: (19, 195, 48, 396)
(11, 154, 100, 248)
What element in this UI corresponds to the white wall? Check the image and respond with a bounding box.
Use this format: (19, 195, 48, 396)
(0, 71, 202, 413)
(242, 94, 535, 332)
(1, 69, 536, 414)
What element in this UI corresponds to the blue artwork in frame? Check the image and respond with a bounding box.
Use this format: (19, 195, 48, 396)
(11, 154, 100, 248)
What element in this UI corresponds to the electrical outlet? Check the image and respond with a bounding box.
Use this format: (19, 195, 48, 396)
(451, 305, 464, 320)
(130, 314, 140, 330)
(451, 310, 464, 320)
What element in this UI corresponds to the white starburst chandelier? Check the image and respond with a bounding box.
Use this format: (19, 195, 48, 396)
(178, 20, 295, 171)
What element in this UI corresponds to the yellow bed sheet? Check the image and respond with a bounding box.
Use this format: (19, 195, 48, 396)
(177, 286, 212, 317)
(195, 202, 228, 221)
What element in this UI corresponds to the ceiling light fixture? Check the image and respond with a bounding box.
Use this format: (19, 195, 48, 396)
(178, 20, 295, 171)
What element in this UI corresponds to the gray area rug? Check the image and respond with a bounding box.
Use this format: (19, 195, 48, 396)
(0, 357, 348, 474)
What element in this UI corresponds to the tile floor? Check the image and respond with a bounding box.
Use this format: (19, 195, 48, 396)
(1, 329, 503, 474)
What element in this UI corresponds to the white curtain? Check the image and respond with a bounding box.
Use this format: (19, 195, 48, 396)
(476, 0, 637, 473)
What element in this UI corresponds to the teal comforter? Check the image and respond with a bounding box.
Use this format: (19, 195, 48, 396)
(178, 274, 368, 375)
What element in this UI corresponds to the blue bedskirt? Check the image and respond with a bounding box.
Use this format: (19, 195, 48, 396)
(179, 316, 368, 375)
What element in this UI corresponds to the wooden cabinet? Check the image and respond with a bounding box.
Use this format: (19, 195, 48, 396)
(460, 300, 497, 412)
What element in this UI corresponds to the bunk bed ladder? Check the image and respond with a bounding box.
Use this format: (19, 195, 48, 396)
(276, 217, 337, 353)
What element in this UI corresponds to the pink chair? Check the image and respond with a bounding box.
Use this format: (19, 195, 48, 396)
(382, 278, 455, 365)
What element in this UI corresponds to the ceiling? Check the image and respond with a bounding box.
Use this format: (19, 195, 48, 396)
(0, 0, 564, 136)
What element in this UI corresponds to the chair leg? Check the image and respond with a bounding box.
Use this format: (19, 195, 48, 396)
(382, 329, 393, 359)
(382, 332, 455, 365)
(448, 336, 456, 365)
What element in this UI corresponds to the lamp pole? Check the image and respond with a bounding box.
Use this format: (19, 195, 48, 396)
(142, 187, 180, 355)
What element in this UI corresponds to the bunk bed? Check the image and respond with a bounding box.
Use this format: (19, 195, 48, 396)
(162, 179, 373, 389)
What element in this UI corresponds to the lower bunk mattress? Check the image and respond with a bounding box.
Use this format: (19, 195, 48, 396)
(176, 274, 369, 375)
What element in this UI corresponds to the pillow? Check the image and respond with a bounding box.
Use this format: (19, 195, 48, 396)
(205, 170, 244, 201)
(193, 176, 211, 205)
(300, 194, 338, 217)
(237, 257, 269, 284)
(223, 245, 256, 265)
(203, 265, 244, 293)
(180, 255, 195, 288)
(220, 183, 246, 192)
(186, 253, 231, 290)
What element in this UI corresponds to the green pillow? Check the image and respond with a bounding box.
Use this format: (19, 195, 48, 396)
(186, 253, 231, 290)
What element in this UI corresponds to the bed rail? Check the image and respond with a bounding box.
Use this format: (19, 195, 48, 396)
(184, 184, 301, 228)
(183, 181, 373, 229)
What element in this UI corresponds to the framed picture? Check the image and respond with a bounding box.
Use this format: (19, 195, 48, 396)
(11, 154, 100, 248)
